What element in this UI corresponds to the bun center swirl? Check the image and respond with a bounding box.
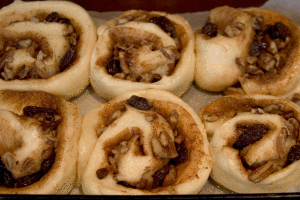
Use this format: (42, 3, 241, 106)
(94, 95, 187, 190)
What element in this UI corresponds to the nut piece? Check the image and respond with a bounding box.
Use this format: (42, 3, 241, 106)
(276, 128, 287, 158)
(18, 39, 32, 48)
(135, 170, 154, 190)
(248, 161, 277, 183)
(1, 153, 15, 172)
(151, 132, 178, 159)
(258, 53, 275, 71)
(162, 165, 177, 187)
(22, 157, 37, 174)
(246, 56, 258, 65)
(169, 109, 179, 129)
(263, 104, 283, 114)
(203, 114, 219, 122)
(224, 22, 245, 38)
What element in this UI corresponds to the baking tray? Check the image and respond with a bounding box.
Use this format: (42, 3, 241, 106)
(1, 0, 300, 198)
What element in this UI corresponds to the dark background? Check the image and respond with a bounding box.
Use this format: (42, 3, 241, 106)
(0, 0, 268, 13)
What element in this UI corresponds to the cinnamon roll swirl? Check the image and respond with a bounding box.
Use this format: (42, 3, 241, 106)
(78, 89, 211, 194)
(90, 10, 195, 100)
(0, 90, 82, 194)
(0, 0, 97, 100)
(195, 6, 300, 101)
(199, 95, 300, 193)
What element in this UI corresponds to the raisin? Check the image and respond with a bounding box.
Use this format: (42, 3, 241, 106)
(1, 170, 14, 188)
(0, 161, 14, 188)
(249, 38, 269, 57)
(170, 142, 188, 165)
(202, 22, 218, 37)
(126, 95, 152, 110)
(281, 110, 295, 120)
(15, 172, 43, 188)
(0, 152, 55, 188)
(105, 57, 121, 75)
(45, 12, 60, 22)
(287, 145, 300, 165)
(268, 22, 290, 40)
(23, 106, 56, 121)
(41, 151, 56, 174)
(118, 181, 135, 188)
(58, 18, 71, 25)
(149, 16, 176, 38)
(152, 164, 170, 189)
(41, 117, 62, 131)
(96, 168, 109, 179)
(234, 124, 268, 149)
(45, 12, 71, 25)
(59, 45, 77, 71)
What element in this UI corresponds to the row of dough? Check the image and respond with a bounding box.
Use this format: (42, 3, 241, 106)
(1, 1, 300, 101)
(1, 89, 300, 194)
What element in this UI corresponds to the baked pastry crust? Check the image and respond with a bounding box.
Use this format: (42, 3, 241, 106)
(0, 0, 97, 100)
(78, 89, 211, 194)
(0, 90, 82, 194)
(90, 10, 195, 100)
(199, 94, 300, 193)
(195, 6, 300, 100)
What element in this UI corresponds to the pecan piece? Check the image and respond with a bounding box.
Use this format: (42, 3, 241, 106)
(151, 132, 178, 159)
(203, 114, 219, 122)
(22, 157, 37, 174)
(169, 109, 179, 129)
(162, 165, 177, 187)
(248, 161, 277, 183)
(276, 128, 287, 158)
